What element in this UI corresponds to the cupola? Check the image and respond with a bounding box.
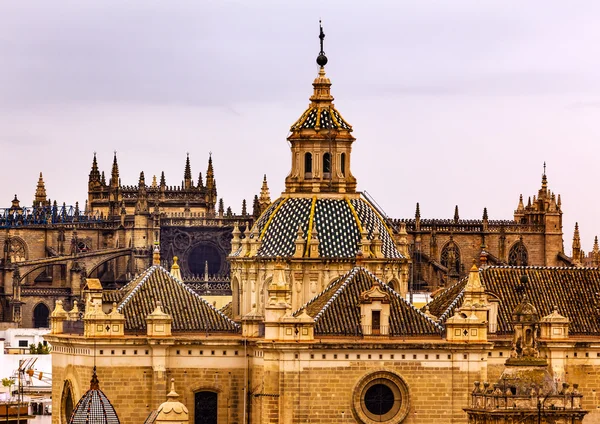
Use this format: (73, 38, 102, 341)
(286, 21, 357, 194)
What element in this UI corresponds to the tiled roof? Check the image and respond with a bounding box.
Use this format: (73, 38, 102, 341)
(102, 290, 121, 303)
(426, 266, 600, 335)
(219, 302, 233, 319)
(291, 106, 352, 131)
(117, 266, 239, 333)
(241, 197, 403, 259)
(426, 277, 468, 322)
(294, 267, 442, 336)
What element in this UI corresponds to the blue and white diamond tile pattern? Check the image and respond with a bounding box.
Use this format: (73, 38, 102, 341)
(350, 199, 403, 259)
(301, 109, 318, 129)
(331, 108, 351, 129)
(258, 198, 312, 257)
(253, 198, 283, 237)
(314, 199, 359, 257)
(69, 389, 120, 424)
(297, 107, 351, 130)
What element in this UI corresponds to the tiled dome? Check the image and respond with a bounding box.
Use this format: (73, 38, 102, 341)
(69, 368, 120, 424)
(242, 196, 403, 259)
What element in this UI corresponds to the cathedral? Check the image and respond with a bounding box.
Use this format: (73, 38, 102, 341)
(40, 25, 599, 424)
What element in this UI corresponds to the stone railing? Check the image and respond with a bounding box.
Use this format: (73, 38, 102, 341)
(468, 382, 583, 411)
(395, 219, 545, 234)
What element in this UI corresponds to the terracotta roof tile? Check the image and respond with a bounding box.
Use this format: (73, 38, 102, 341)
(117, 266, 239, 333)
(427, 266, 600, 335)
(295, 267, 442, 336)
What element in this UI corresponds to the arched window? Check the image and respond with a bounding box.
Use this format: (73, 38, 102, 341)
(34, 303, 50, 328)
(304, 152, 312, 176)
(323, 152, 331, 174)
(231, 277, 240, 318)
(340, 153, 346, 176)
(440, 241, 461, 274)
(195, 391, 218, 424)
(508, 241, 528, 266)
(61, 380, 74, 424)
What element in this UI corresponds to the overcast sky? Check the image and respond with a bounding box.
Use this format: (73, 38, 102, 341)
(1, 1, 600, 253)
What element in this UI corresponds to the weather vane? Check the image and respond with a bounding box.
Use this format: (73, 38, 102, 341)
(316, 20, 328, 67)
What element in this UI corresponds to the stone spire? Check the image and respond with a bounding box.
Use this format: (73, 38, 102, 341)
(453, 205, 459, 222)
(241, 199, 247, 216)
(517, 194, 524, 211)
(218, 198, 224, 217)
(572, 222, 581, 265)
(197, 172, 204, 189)
(205, 154, 217, 213)
(592, 236, 599, 267)
(160, 171, 166, 188)
(135, 171, 148, 214)
(259, 174, 271, 213)
(110, 152, 120, 187)
(33, 172, 48, 207)
(89, 152, 101, 185)
(184, 153, 193, 189)
(252, 195, 260, 219)
(541, 161, 548, 192)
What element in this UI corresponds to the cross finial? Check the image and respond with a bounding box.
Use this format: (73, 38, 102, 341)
(319, 20, 325, 54)
(316, 20, 328, 67)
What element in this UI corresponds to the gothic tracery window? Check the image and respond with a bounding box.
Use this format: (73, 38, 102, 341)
(508, 241, 528, 266)
(440, 241, 461, 274)
(5, 238, 27, 262)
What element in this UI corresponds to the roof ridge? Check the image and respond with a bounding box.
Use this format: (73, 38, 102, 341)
(118, 265, 160, 311)
(485, 265, 599, 270)
(157, 266, 240, 329)
(313, 267, 360, 322)
(118, 265, 239, 329)
(291, 267, 356, 316)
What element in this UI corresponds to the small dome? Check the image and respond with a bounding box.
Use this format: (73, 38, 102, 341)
(244, 197, 404, 259)
(69, 368, 120, 424)
(155, 379, 189, 424)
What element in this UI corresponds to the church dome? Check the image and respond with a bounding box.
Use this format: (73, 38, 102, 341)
(239, 196, 403, 259)
(69, 368, 120, 424)
(155, 379, 189, 424)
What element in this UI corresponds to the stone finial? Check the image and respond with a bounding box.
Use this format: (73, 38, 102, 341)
(294, 225, 306, 258)
(50, 300, 69, 334)
(170, 256, 182, 280)
(153, 241, 161, 266)
(68, 300, 80, 321)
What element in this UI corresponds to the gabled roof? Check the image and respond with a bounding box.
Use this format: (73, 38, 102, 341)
(116, 266, 239, 333)
(294, 267, 442, 336)
(219, 301, 233, 319)
(426, 266, 600, 335)
(426, 277, 468, 322)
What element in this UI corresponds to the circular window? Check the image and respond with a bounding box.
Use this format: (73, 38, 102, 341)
(353, 371, 409, 424)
